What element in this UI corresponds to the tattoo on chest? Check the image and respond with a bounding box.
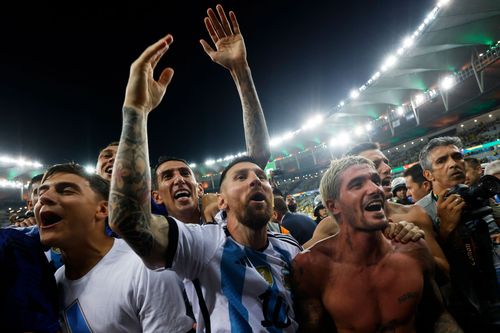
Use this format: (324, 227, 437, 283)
(398, 291, 418, 304)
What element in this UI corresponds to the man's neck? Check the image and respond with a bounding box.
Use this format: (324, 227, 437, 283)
(336, 220, 391, 265)
(227, 217, 268, 250)
(172, 209, 201, 224)
(61, 235, 114, 280)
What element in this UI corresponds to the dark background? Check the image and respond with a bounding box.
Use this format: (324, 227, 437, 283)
(0, 0, 433, 166)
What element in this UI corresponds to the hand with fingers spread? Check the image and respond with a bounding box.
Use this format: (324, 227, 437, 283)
(436, 189, 465, 241)
(384, 220, 425, 243)
(200, 4, 247, 71)
(124, 34, 175, 114)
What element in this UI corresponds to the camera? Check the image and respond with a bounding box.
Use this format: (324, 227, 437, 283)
(14, 210, 35, 222)
(446, 175, 500, 220)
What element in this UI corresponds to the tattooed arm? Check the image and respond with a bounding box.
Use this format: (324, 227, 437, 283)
(200, 5, 271, 169)
(109, 35, 175, 269)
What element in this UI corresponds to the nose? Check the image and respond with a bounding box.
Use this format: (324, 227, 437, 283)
(379, 161, 391, 176)
(38, 189, 56, 206)
(173, 173, 186, 185)
(248, 172, 263, 187)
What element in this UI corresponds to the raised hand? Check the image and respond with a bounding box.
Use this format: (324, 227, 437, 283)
(200, 4, 247, 70)
(124, 34, 175, 114)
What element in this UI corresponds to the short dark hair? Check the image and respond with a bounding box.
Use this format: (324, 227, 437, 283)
(42, 163, 109, 200)
(464, 157, 481, 169)
(99, 141, 119, 154)
(152, 156, 192, 190)
(154, 156, 190, 175)
(403, 163, 427, 185)
(345, 142, 380, 157)
(28, 174, 44, 192)
(273, 196, 289, 215)
(219, 156, 260, 188)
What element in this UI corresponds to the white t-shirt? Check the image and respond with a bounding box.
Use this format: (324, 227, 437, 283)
(55, 238, 193, 333)
(166, 217, 301, 333)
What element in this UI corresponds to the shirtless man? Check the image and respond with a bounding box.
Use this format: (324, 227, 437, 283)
(293, 156, 461, 333)
(305, 142, 449, 276)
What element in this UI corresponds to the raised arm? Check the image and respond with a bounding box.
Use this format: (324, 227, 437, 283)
(200, 4, 270, 168)
(109, 35, 175, 269)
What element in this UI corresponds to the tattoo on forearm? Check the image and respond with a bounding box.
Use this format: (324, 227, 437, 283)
(233, 66, 270, 168)
(109, 107, 155, 258)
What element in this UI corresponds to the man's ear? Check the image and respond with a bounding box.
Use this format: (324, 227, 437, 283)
(218, 193, 227, 211)
(423, 180, 432, 192)
(325, 199, 340, 216)
(197, 183, 204, 198)
(96, 200, 109, 221)
(423, 169, 434, 182)
(152, 190, 163, 205)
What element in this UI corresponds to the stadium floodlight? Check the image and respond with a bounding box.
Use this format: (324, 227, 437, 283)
(270, 136, 283, 147)
(396, 106, 404, 116)
(479, 53, 484, 57)
(84, 165, 96, 174)
(381, 55, 397, 72)
(402, 36, 414, 49)
(205, 159, 215, 166)
(396, 48, 405, 56)
(337, 132, 351, 146)
(339, 100, 345, 107)
(365, 123, 373, 131)
(0, 179, 24, 189)
(282, 131, 294, 140)
(437, 0, 450, 7)
(414, 93, 426, 106)
(350, 89, 360, 99)
(440, 75, 456, 91)
(355, 126, 364, 136)
(301, 114, 324, 131)
(189, 163, 196, 168)
(216, 158, 223, 163)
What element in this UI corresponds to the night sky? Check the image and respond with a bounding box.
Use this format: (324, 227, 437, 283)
(0, 0, 434, 167)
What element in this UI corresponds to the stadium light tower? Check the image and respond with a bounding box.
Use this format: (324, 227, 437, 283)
(350, 89, 360, 99)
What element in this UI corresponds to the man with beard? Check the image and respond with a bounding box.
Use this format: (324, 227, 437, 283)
(304, 143, 448, 278)
(109, 7, 300, 330)
(293, 156, 462, 333)
(464, 157, 482, 187)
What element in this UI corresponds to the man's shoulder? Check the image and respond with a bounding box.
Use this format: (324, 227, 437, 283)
(391, 239, 434, 272)
(268, 232, 302, 254)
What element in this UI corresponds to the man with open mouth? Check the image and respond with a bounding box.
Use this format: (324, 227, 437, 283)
(293, 156, 462, 333)
(305, 142, 449, 278)
(35, 163, 193, 332)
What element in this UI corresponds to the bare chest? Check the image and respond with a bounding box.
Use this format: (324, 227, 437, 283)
(322, 257, 423, 332)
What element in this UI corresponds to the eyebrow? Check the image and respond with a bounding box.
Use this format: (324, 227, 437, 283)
(39, 181, 82, 193)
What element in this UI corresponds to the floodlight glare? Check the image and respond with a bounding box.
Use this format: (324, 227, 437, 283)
(350, 89, 360, 99)
(282, 131, 294, 140)
(403, 36, 414, 48)
(440, 76, 456, 91)
(414, 94, 426, 106)
(302, 114, 324, 131)
(396, 106, 404, 116)
(437, 0, 450, 7)
(84, 165, 96, 174)
(339, 100, 345, 107)
(382, 55, 397, 71)
(355, 126, 364, 136)
(270, 137, 283, 147)
(205, 159, 215, 166)
(365, 123, 373, 131)
(189, 163, 197, 168)
(337, 132, 351, 146)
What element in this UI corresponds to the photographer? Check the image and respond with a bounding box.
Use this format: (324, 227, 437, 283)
(419, 136, 500, 332)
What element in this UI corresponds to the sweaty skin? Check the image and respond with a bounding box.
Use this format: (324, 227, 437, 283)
(305, 202, 450, 277)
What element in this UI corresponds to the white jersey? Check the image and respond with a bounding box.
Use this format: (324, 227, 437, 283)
(55, 238, 193, 333)
(166, 217, 301, 333)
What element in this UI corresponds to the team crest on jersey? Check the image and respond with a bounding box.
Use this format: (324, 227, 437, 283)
(256, 266, 273, 285)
